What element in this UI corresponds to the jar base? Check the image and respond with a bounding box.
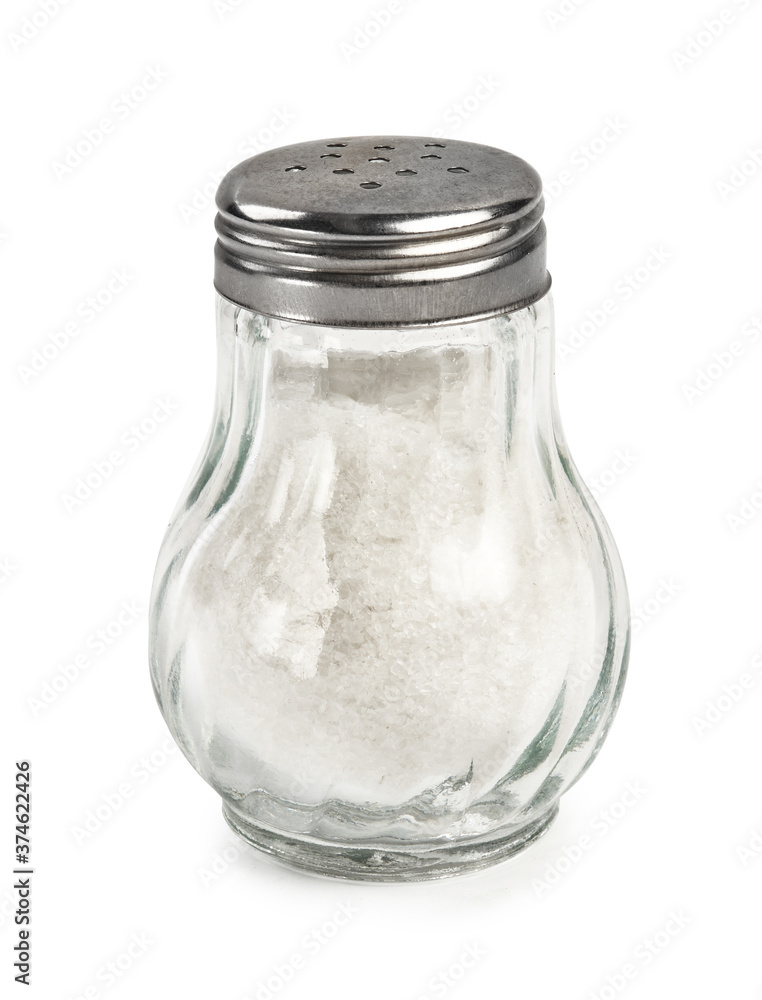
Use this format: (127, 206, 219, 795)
(221, 801, 558, 882)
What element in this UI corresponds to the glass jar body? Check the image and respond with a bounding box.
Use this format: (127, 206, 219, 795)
(149, 291, 629, 880)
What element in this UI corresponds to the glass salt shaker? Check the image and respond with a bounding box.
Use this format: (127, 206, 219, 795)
(149, 136, 630, 881)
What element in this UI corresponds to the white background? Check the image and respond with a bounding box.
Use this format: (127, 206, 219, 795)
(3, 0, 762, 997)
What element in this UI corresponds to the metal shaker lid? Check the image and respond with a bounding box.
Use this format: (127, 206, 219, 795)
(214, 135, 550, 328)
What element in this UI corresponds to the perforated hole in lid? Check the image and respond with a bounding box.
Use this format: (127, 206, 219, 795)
(281, 140, 486, 188)
(254, 137, 543, 239)
(216, 135, 549, 326)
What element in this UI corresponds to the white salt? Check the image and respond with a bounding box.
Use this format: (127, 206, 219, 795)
(184, 315, 599, 809)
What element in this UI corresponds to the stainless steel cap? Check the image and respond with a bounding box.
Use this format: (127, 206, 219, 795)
(214, 135, 550, 328)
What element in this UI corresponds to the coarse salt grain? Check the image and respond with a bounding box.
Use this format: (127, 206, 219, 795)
(184, 327, 597, 807)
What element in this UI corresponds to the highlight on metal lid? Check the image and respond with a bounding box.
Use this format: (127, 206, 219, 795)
(214, 135, 550, 328)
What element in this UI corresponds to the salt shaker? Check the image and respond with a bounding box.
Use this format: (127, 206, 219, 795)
(149, 136, 630, 881)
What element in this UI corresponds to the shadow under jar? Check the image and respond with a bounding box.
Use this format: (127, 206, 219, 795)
(149, 136, 630, 881)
